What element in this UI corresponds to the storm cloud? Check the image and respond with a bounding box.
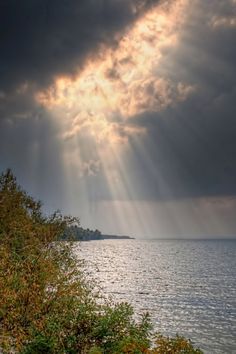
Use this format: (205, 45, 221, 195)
(0, 0, 159, 94)
(0, 0, 236, 236)
(121, 0, 236, 200)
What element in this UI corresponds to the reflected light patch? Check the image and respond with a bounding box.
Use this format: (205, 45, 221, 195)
(36, 0, 190, 145)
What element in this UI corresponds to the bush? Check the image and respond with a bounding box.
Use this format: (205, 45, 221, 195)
(0, 169, 203, 353)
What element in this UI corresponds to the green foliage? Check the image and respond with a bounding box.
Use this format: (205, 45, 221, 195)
(0, 169, 203, 353)
(151, 335, 203, 354)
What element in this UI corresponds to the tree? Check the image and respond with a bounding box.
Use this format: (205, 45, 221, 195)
(0, 169, 203, 353)
(0, 169, 82, 352)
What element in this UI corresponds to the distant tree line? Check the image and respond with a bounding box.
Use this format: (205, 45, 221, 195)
(0, 169, 203, 353)
(61, 226, 134, 241)
(62, 226, 103, 241)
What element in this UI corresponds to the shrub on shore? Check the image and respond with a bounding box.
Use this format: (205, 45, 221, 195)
(0, 169, 203, 353)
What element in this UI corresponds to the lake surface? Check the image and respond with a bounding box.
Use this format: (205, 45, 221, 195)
(75, 239, 236, 353)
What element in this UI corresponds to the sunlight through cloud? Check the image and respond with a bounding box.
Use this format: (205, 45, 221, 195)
(34, 0, 195, 234)
(36, 0, 191, 145)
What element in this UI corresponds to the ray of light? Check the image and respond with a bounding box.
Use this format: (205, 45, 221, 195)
(34, 0, 195, 235)
(36, 0, 191, 145)
(97, 139, 149, 236)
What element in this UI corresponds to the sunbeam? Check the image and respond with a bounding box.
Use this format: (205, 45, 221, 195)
(33, 0, 193, 234)
(36, 0, 191, 144)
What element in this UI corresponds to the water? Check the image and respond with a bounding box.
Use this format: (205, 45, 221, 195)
(75, 239, 236, 353)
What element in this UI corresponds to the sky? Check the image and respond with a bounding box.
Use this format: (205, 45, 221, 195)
(1, 0, 236, 238)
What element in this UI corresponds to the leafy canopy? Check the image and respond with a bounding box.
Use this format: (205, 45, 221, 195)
(0, 169, 203, 353)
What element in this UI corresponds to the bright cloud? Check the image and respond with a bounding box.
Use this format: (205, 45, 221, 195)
(36, 0, 193, 145)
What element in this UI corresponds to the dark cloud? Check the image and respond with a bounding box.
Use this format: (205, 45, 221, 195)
(122, 0, 236, 200)
(0, 110, 66, 209)
(1, 0, 236, 214)
(0, 0, 161, 208)
(0, 0, 159, 95)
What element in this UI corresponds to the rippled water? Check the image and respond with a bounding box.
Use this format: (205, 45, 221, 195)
(75, 239, 236, 353)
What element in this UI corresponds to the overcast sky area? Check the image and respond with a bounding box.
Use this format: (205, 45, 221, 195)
(1, 0, 236, 238)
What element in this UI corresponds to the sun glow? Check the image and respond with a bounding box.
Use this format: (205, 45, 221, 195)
(35, 0, 193, 234)
(36, 0, 190, 145)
